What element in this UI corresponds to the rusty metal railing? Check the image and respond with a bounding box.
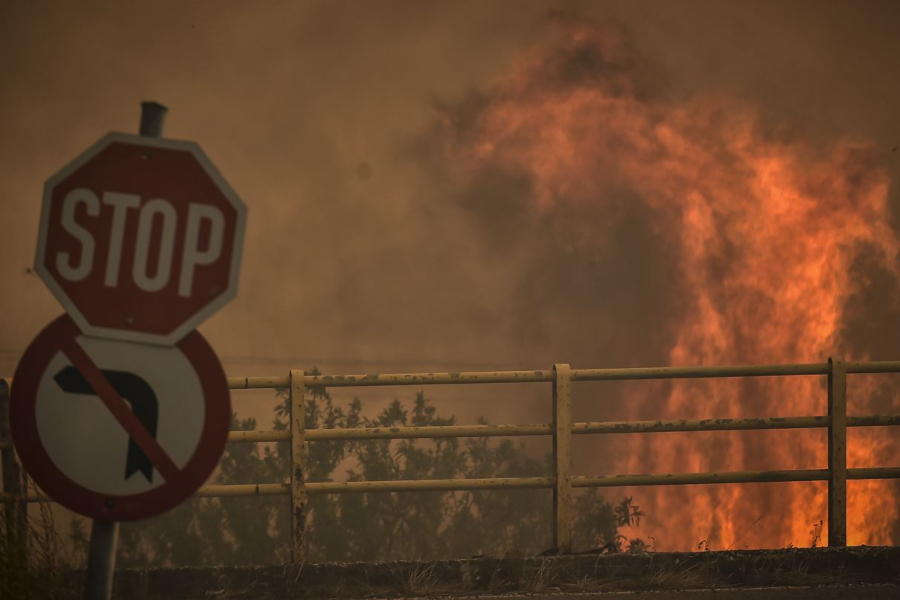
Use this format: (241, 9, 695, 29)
(3, 357, 900, 563)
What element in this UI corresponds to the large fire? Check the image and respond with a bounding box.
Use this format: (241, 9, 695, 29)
(441, 17, 899, 549)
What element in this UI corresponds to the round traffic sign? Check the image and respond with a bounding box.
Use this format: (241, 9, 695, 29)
(36, 132, 247, 346)
(10, 315, 231, 521)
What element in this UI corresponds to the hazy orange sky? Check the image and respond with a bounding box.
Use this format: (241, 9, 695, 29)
(2, 1, 899, 549)
(4, 1, 899, 376)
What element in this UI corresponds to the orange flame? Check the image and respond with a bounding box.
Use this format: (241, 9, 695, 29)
(443, 18, 899, 549)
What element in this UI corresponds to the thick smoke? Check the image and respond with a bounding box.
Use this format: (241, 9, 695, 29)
(429, 14, 900, 548)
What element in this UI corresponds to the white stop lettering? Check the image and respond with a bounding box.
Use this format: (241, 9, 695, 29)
(54, 187, 224, 296)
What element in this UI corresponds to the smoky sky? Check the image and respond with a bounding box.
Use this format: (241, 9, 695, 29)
(2, 1, 900, 447)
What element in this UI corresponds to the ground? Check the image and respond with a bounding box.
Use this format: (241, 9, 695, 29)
(108, 546, 900, 599)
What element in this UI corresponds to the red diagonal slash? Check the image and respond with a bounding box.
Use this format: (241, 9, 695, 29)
(59, 336, 181, 483)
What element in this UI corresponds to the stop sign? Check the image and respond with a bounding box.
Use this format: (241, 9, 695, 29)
(36, 132, 247, 345)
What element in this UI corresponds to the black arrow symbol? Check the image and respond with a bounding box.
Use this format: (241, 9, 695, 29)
(53, 366, 159, 483)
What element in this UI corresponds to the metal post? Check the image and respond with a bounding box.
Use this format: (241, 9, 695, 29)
(827, 356, 847, 547)
(1, 378, 27, 557)
(83, 100, 169, 600)
(289, 370, 308, 564)
(139, 101, 168, 137)
(552, 363, 572, 553)
(83, 520, 119, 600)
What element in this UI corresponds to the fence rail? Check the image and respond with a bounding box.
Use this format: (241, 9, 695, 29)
(3, 356, 900, 562)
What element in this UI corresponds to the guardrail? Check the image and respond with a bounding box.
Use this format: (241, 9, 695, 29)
(3, 356, 900, 563)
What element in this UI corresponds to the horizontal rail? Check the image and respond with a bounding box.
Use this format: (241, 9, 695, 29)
(575, 416, 828, 434)
(304, 371, 554, 388)
(228, 430, 291, 443)
(848, 414, 900, 427)
(4, 360, 900, 394)
(848, 467, 900, 480)
(2, 477, 556, 502)
(226, 425, 551, 443)
(8, 360, 900, 394)
(220, 361, 900, 391)
(224, 415, 900, 443)
(577, 414, 900, 433)
(573, 469, 830, 488)
(573, 467, 900, 488)
(196, 483, 289, 497)
(6, 468, 900, 504)
(306, 477, 554, 493)
(572, 363, 830, 381)
(227, 424, 551, 443)
(305, 423, 551, 440)
(227, 376, 291, 389)
(8, 416, 896, 448)
(232, 364, 835, 390)
(5, 416, 891, 454)
(226, 370, 555, 390)
(6, 415, 898, 449)
(846, 361, 900, 374)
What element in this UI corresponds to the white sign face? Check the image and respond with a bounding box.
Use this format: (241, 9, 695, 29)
(35, 336, 205, 495)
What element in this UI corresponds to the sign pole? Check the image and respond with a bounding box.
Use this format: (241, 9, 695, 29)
(139, 101, 168, 137)
(16, 93, 238, 592)
(83, 519, 119, 600)
(83, 100, 169, 600)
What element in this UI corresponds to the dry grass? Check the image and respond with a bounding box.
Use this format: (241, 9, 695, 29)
(0, 498, 87, 600)
(646, 557, 718, 590)
(403, 561, 441, 596)
(521, 558, 556, 593)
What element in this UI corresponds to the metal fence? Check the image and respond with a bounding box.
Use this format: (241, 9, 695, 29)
(3, 356, 900, 563)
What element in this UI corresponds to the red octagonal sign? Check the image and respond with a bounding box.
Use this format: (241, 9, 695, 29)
(37, 133, 247, 345)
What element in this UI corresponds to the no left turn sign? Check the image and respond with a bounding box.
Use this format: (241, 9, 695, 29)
(10, 315, 231, 521)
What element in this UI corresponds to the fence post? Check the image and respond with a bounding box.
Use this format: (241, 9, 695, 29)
(552, 363, 573, 553)
(827, 356, 847, 547)
(1, 377, 27, 557)
(289, 370, 308, 564)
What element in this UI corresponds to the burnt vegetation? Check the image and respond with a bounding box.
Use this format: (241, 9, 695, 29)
(109, 375, 644, 566)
